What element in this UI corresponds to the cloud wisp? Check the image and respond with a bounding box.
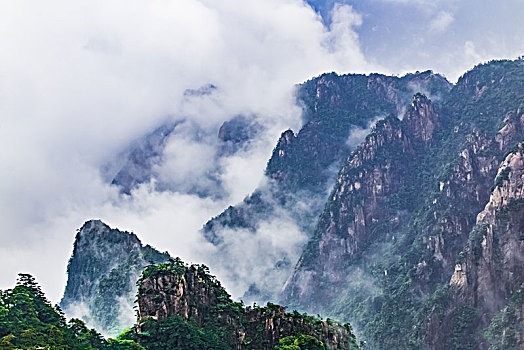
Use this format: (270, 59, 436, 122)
(429, 11, 454, 32)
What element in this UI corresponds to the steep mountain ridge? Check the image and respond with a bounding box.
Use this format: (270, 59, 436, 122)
(283, 59, 524, 349)
(59, 59, 524, 349)
(60, 220, 169, 337)
(430, 142, 524, 349)
(283, 95, 426, 306)
(202, 71, 451, 302)
(3, 258, 356, 350)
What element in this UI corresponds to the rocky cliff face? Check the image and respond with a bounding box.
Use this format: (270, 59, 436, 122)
(404, 92, 440, 142)
(432, 143, 524, 349)
(60, 220, 169, 337)
(138, 263, 224, 327)
(284, 93, 437, 308)
(136, 259, 359, 350)
(282, 59, 524, 349)
(203, 71, 451, 304)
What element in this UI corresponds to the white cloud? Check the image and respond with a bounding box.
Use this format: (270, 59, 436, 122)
(0, 0, 374, 302)
(464, 40, 483, 64)
(429, 11, 454, 32)
(346, 116, 384, 148)
(352, 0, 524, 82)
(324, 4, 368, 72)
(199, 208, 308, 302)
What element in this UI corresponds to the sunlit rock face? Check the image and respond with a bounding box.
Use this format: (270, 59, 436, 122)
(136, 259, 358, 350)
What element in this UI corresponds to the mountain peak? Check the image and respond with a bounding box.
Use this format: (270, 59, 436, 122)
(61, 221, 169, 336)
(279, 129, 295, 144)
(411, 92, 430, 107)
(79, 219, 109, 232)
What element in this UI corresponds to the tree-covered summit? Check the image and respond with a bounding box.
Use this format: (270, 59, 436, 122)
(120, 258, 362, 350)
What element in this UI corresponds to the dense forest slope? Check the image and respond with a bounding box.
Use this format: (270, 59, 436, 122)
(57, 222, 358, 349)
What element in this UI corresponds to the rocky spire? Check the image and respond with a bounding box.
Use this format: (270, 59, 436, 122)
(60, 220, 169, 337)
(403, 93, 439, 142)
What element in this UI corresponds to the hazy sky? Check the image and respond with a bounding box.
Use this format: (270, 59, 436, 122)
(0, 0, 523, 303)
